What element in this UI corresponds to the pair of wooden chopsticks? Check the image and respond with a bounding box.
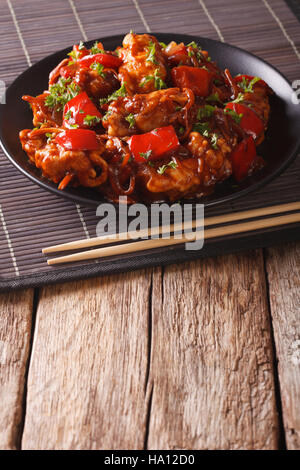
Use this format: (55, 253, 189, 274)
(43, 201, 300, 265)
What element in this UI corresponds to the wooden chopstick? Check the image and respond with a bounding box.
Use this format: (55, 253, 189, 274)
(47, 211, 300, 265)
(43, 201, 300, 254)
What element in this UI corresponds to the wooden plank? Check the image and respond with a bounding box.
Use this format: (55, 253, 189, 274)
(147, 251, 279, 450)
(265, 241, 300, 449)
(0, 288, 34, 450)
(21, 271, 152, 450)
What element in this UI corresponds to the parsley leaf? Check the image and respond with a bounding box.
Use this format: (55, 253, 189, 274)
(238, 76, 261, 93)
(224, 108, 243, 124)
(146, 41, 158, 64)
(64, 109, 72, 120)
(157, 160, 178, 175)
(197, 105, 215, 120)
(192, 121, 211, 134)
(206, 93, 222, 104)
(102, 110, 112, 121)
(187, 41, 202, 50)
(141, 69, 166, 90)
(68, 48, 81, 61)
(139, 150, 152, 160)
(99, 83, 127, 105)
(90, 41, 105, 55)
(231, 93, 244, 104)
(210, 133, 218, 149)
(90, 62, 106, 77)
(45, 132, 54, 144)
(83, 115, 101, 126)
(125, 113, 136, 128)
(45, 78, 81, 111)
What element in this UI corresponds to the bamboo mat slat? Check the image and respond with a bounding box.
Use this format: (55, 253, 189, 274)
(0, 0, 299, 290)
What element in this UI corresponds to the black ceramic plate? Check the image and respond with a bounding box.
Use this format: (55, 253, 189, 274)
(1, 33, 300, 207)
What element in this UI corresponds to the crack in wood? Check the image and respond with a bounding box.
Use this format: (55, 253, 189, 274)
(263, 248, 288, 450)
(18, 287, 39, 450)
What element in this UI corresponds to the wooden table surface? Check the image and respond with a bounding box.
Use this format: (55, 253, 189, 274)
(0, 242, 299, 450)
(0, 0, 300, 451)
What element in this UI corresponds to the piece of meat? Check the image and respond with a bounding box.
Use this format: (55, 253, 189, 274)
(134, 129, 232, 202)
(22, 93, 61, 127)
(74, 68, 120, 100)
(242, 85, 270, 124)
(186, 131, 232, 187)
(102, 87, 193, 137)
(19, 129, 108, 188)
(118, 33, 167, 94)
(140, 157, 202, 201)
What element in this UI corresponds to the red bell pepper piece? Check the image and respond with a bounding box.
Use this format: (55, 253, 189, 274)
(63, 91, 102, 129)
(165, 42, 189, 66)
(78, 53, 122, 69)
(171, 66, 212, 97)
(234, 74, 267, 88)
(128, 126, 180, 162)
(72, 43, 89, 59)
(59, 63, 77, 80)
(55, 129, 101, 150)
(225, 102, 264, 140)
(230, 136, 257, 181)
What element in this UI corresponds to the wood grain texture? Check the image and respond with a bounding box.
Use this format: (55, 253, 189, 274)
(21, 271, 152, 450)
(265, 241, 300, 449)
(0, 288, 33, 450)
(147, 252, 279, 450)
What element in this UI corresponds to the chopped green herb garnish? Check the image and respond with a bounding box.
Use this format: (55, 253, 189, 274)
(45, 78, 81, 111)
(102, 110, 112, 121)
(178, 126, 185, 135)
(231, 92, 244, 104)
(90, 41, 105, 55)
(210, 133, 218, 149)
(99, 83, 127, 105)
(159, 41, 167, 49)
(139, 150, 152, 160)
(238, 76, 261, 93)
(206, 93, 222, 104)
(68, 123, 79, 129)
(187, 41, 201, 50)
(125, 113, 136, 128)
(83, 115, 101, 126)
(153, 69, 166, 90)
(140, 75, 154, 87)
(201, 130, 219, 149)
(175, 105, 182, 111)
(192, 121, 211, 134)
(90, 62, 106, 77)
(78, 41, 85, 50)
(141, 69, 166, 90)
(146, 41, 158, 64)
(45, 132, 54, 144)
(64, 109, 72, 120)
(197, 104, 215, 120)
(224, 108, 243, 124)
(157, 160, 178, 175)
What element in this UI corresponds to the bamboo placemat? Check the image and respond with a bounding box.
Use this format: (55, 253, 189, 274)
(0, 0, 300, 291)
